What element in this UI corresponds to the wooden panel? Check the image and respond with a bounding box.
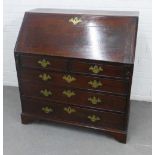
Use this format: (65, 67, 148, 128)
(21, 68, 128, 94)
(21, 13, 136, 27)
(20, 54, 133, 79)
(71, 60, 131, 78)
(21, 82, 126, 113)
(22, 97, 125, 130)
(20, 54, 68, 71)
(15, 11, 138, 63)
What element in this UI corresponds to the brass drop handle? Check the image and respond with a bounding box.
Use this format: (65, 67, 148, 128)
(69, 17, 82, 25)
(62, 75, 76, 83)
(38, 59, 50, 68)
(88, 96, 102, 105)
(39, 73, 51, 81)
(88, 115, 100, 122)
(40, 89, 52, 97)
(88, 80, 102, 88)
(89, 65, 103, 74)
(42, 106, 53, 114)
(62, 90, 75, 98)
(64, 106, 76, 114)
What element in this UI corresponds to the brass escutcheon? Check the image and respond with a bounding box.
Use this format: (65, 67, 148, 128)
(62, 75, 76, 83)
(64, 106, 76, 114)
(69, 17, 82, 25)
(39, 73, 51, 81)
(42, 106, 53, 114)
(88, 115, 100, 122)
(62, 90, 75, 98)
(38, 59, 50, 68)
(88, 80, 102, 88)
(89, 65, 103, 74)
(40, 89, 52, 97)
(88, 96, 102, 105)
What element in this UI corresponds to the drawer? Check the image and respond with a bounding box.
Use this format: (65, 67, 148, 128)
(22, 97, 125, 130)
(21, 69, 128, 94)
(71, 61, 130, 78)
(20, 55, 68, 71)
(21, 82, 127, 113)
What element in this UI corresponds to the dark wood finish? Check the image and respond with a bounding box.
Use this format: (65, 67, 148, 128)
(71, 60, 132, 79)
(22, 97, 125, 130)
(14, 9, 138, 143)
(21, 113, 127, 143)
(20, 54, 133, 79)
(107, 130, 127, 143)
(15, 9, 138, 64)
(20, 54, 132, 79)
(21, 68, 128, 94)
(20, 54, 68, 71)
(21, 113, 36, 124)
(21, 82, 127, 113)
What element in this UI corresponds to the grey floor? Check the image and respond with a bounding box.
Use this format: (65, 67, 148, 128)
(4, 86, 152, 155)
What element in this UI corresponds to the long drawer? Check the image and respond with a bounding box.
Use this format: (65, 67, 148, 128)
(21, 68, 129, 95)
(21, 82, 127, 113)
(22, 97, 125, 130)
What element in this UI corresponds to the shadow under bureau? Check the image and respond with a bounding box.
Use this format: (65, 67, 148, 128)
(14, 8, 138, 143)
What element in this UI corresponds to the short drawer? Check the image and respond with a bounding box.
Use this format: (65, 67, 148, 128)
(21, 82, 127, 113)
(71, 61, 131, 79)
(21, 68, 129, 95)
(22, 97, 125, 130)
(20, 54, 68, 71)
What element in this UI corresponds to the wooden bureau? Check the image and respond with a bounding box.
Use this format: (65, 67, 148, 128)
(14, 9, 138, 143)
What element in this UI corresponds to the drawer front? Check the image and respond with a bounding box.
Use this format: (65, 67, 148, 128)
(22, 97, 125, 130)
(71, 61, 129, 78)
(21, 82, 127, 113)
(21, 69, 128, 94)
(20, 55, 68, 71)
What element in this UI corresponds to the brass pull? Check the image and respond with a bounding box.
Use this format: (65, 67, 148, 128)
(38, 59, 50, 68)
(62, 90, 75, 98)
(88, 96, 101, 105)
(69, 17, 82, 25)
(89, 65, 103, 74)
(62, 75, 76, 83)
(40, 89, 52, 97)
(39, 73, 51, 81)
(42, 106, 53, 114)
(88, 80, 102, 88)
(64, 106, 76, 114)
(88, 115, 100, 122)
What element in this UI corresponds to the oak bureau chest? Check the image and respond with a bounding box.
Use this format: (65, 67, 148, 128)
(14, 9, 138, 143)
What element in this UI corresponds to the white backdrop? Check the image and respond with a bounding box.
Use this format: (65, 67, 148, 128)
(3, 0, 152, 101)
